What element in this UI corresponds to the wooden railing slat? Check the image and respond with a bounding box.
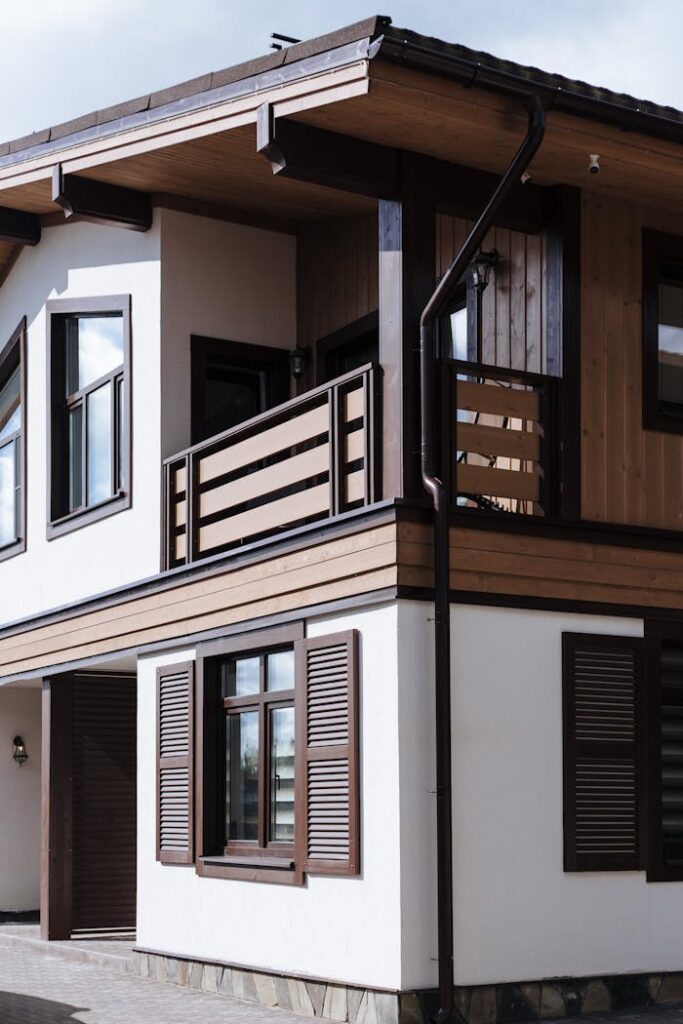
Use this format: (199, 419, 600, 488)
(199, 482, 330, 552)
(199, 402, 329, 485)
(457, 422, 540, 461)
(199, 444, 330, 519)
(457, 380, 540, 421)
(457, 462, 540, 502)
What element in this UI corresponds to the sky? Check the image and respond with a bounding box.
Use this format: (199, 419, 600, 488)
(3, 0, 683, 144)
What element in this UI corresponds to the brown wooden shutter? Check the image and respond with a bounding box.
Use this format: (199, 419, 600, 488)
(157, 662, 195, 865)
(296, 631, 360, 876)
(563, 633, 645, 872)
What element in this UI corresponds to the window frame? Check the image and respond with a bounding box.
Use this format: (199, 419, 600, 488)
(195, 622, 305, 886)
(46, 295, 132, 539)
(0, 318, 27, 562)
(642, 229, 683, 434)
(315, 310, 379, 385)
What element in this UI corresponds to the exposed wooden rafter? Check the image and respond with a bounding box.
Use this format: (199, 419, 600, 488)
(0, 206, 40, 246)
(52, 166, 152, 231)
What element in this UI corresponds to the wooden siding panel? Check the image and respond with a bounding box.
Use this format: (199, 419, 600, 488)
(581, 194, 683, 530)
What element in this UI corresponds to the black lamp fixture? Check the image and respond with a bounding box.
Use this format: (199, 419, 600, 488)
(470, 248, 500, 292)
(288, 345, 310, 380)
(12, 736, 28, 766)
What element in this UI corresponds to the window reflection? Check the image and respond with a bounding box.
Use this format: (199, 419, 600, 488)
(659, 282, 683, 406)
(0, 366, 20, 443)
(0, 441, 15, 545)
(270, 706, 295, 842)
(226, 711, 259, 842)
(66, 316, 124, 394)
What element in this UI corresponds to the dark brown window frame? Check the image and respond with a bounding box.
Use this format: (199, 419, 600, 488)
(190, 335, 289, 446)
(0, 318, 27, 562)
(46, 295, 132, 539)
(195, 622, 305, 886)
(642, 229, 683, 435)
(315, 310, 378, 385)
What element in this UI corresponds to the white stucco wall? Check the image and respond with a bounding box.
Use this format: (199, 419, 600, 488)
(446, 604, 683, 985)
(159, 210, 296, 457)
(0, 219, 162, 624)
(0, 685, 41, 910)
(136, 603, 404, 990)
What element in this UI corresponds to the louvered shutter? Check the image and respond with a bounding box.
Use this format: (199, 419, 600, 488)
(563, 633, 644, 871)
(295, 631, 360, 876)
(157, 662, 195, 865)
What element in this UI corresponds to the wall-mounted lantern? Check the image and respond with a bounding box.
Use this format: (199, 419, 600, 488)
(288, 345, 310, 380)
(470, 249, 500, 292)
(12, 736, 28, 766)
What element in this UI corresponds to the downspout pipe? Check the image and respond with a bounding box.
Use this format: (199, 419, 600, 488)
(419, 93, 545, 1024)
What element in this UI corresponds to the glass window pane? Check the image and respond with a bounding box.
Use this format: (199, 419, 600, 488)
(66, 315, 124, 394)
(449, 306, 468, 361)
(226, 710, 259, 842)
(0, 440, 16, 545)
(270, 706, 295, 843)
(68, 405, 83, 511)
(221, 656, 260, 698)
(658, 282, 683, 405)
(266, 650, 294, 692)
(86, 383, 113, 506)
(0, 365, 20, 442)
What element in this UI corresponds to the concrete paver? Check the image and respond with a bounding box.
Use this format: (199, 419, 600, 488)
(0, 939, 308, 1023)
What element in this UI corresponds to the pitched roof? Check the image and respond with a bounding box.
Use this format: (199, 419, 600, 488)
(1, 14, 681, 169)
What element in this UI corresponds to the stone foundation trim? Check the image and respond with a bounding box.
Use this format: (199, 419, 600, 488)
(408, 972, 683, 1024)
(132, 949, 401, 1023)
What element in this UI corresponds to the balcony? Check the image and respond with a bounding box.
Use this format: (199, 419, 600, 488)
(445, 360, 559, 518)
(163, 365, 381, 568)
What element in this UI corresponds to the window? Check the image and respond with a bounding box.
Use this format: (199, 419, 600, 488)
(643, 230, 683, 432)
(315, 312, 378, 385)
(0, 320, 26, 560)
(160, 625, 360, 884)
(563, 629, 683, 882)
(222, 647, 296, 854)
(47, 297, 131, 536)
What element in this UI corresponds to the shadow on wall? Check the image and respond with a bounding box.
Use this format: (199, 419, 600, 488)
(0, 990, 89, 1023)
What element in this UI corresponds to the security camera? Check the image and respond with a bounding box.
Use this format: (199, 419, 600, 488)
(589, 154, 600, 175)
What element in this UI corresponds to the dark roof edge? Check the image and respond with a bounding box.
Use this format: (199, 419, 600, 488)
(0, 16, 392, 171)
(378, 25, 683, 146)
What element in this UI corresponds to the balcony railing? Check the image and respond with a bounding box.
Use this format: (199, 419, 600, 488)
(445, 360, 559, 517)
(163, 364, 381, 568)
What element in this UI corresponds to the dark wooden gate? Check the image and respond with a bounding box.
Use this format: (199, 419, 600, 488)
(72, 674, 137, 933)
(41, 672, 136, 938)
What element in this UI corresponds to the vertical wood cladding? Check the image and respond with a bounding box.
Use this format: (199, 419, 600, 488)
(297, 213, 378, 358)
(581, 194, 683, 529)
(436, 214, 548, 373)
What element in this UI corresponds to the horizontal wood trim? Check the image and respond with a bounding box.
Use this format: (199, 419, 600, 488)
(198, 403, 329, 485)
(345, 429, 365, 463)
(457, 379, 540, 420)
(457, 422, 540, 461)
(345, 470, 365, 504)
(199, 444, 330, 518)
(0, 524, 399, 676)
(457, 463, 540, 502)
(344, 388, 364, 421)
(396, 521, 683, 612)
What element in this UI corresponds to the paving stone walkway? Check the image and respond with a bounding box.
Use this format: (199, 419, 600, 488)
(0, 939, 310, 1023)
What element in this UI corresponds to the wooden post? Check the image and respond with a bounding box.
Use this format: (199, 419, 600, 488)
(378, 154, 436, 500)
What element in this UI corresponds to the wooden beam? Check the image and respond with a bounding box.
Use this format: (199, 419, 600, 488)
(379, 153, 436, 499)
(0, 206, 40, 246)
(257, 104, 400, 199)
(52, 166, 152, 231)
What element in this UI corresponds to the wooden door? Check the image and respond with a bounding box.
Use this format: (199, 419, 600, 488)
(70, 675, 136, 933)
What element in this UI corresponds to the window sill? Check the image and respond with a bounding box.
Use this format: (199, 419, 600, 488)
(196, 854, 302, 886)
(47, 491, 130, 540)
(0, 536, 25, 563)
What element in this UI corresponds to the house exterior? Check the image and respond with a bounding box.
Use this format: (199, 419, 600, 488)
(1, 14, 683, 1024)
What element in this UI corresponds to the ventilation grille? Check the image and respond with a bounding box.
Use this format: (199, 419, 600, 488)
(307, 759, 349, 862)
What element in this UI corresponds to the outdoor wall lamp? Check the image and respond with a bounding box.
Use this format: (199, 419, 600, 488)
(12, 736, 28, 766)
(470, 249, 500, 292)
(288, 345, 310, 380)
